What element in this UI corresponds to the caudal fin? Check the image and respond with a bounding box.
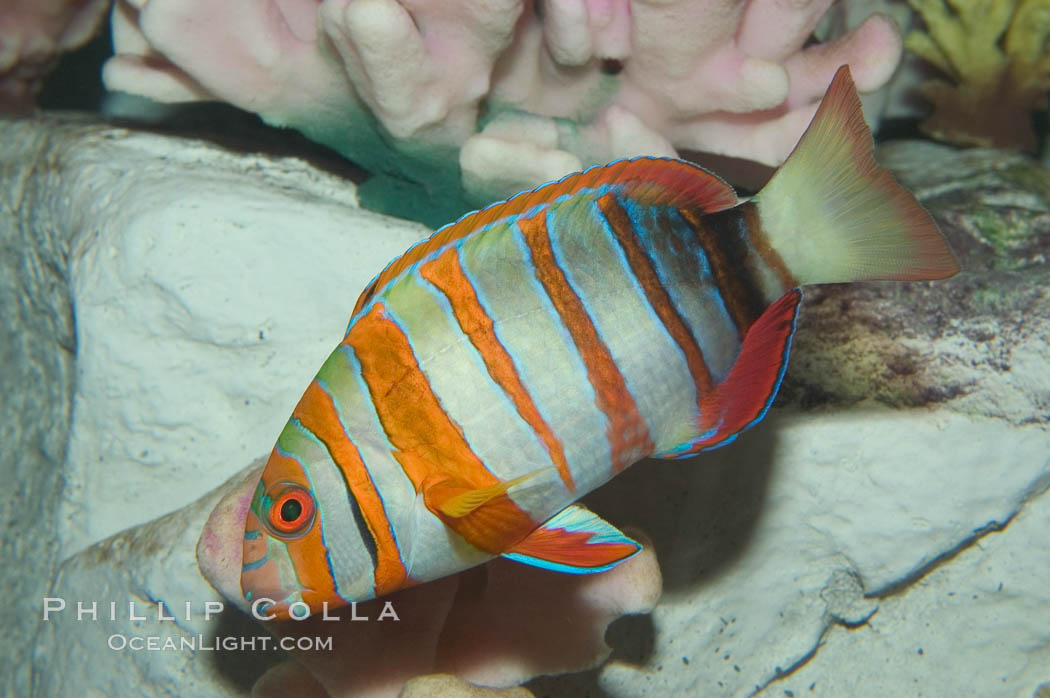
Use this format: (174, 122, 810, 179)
(753, 66, 960, 286)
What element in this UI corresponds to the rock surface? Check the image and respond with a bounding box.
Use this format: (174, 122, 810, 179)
(0, 113, 421, 695)
(577, 410, 1050, 698)
(2, 114, 1048, 698)
(776, 481, 1050, 696)
(34, 465, 269, 697)
(559, 142, 1050, 697)
(0, 114, 78, 698)
(56, 119, 427, 558)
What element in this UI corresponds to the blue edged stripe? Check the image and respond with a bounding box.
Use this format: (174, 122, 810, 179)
(278, 422, 345, 599)
(311, 375, 389, 571)
(241, 556, 268, 572)
(349, 176, 623, 327)
(588, 198, 687, 359)
(620, 199, 739, 382)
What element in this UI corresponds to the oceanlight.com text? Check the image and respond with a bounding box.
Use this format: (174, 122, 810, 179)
(107, 634, 334, 652)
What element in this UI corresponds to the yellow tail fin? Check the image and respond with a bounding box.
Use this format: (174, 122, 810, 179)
(754, 66, 960, 286)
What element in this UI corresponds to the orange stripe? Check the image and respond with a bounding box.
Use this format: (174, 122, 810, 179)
(351, 158, 736, 316)
(679, 207, 763, 338)
(419, 248, 576, 492)
(292, 383, 407, 596)
(253, 447, 339, 614)
(342, 303, 538, 553)
(597, 193, 715, 403)
(517, 211, 654, 473)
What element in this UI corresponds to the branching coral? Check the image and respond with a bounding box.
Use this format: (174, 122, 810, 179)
(906, 0, 1050, 151)
(105, 0, 903, 224)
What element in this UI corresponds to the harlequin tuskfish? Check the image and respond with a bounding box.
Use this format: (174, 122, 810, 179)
(241, 66, 959, 620)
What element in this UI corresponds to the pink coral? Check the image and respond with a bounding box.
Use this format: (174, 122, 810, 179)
(105, 0, 902, 211)
(197, 463, 663, 697)
(0, 0, 109, 110)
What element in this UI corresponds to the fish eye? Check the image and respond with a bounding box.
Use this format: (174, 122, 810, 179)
(264, 483, 316, 539)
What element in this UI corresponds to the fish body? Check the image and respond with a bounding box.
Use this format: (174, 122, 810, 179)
(241, 67, 959, 620)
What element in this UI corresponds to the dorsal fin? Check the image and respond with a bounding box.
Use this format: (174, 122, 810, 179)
(350, 157, 738, 317)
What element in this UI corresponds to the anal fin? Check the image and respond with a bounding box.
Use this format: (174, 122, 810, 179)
(656, 289, 801, 459)
(502, 504, 641, 574)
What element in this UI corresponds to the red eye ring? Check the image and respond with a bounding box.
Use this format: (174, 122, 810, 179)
(266, 484, 316, 538)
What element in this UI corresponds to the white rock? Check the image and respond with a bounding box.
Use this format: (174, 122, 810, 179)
(35, 465, 263, 698)
(767, 481, 1050, 697)
(594, 410, 1050, 696)
(59, 124, 428, 557)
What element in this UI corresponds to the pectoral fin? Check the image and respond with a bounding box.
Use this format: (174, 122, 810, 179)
(502, 504, 641, 574)
(423, 469, 547, 519)
(421, 468, 554, 554)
